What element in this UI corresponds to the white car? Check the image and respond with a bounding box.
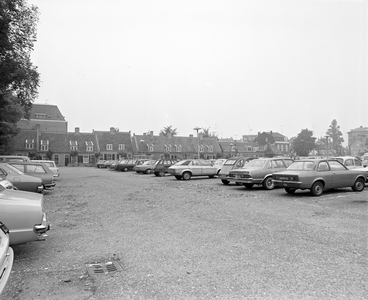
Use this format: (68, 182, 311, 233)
(168, 159, 219, 180)
(0, 221, 13, 296)
(331, 156, 364, 169)
(31, 160, 59, 177)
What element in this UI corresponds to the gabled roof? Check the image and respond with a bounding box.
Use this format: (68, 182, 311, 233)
(94, 130, 133, 152)
(134, 134, 221, 153)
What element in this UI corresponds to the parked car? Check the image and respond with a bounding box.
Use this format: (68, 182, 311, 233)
(0, 179, 15, 190)
(330, 156, 363, 169)
(168, 159, 220, 180)
(0, 155, 30, 162)
(0, 221, 13, 296)
(0, 185, 50, 245)
(153, 159, 178, 177)
(103, 160, 114, 168)
(361, 154, 368, 167)
(218, 157, 256, 185)
(116, 159, 138, 172)
(8, 161, 56, 190)
(96, 160, 106, 168)
(228, 157, 294, 189)
(108, 160, 119, 170)
(134, 160, 157, 174)
(31, 160, 59, 177)
(273, 158, 366, 196)
(0, 163, 44, 193)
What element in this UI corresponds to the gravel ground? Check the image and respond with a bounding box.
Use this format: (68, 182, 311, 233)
(2, 167, 367, 300)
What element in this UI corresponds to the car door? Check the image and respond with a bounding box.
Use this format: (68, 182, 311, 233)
(316, 161, 333, 188)
(328, 160, 353, 188)
(190, 160, 202, 175)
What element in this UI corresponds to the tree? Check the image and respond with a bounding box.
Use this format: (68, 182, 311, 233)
(326, 119, 344, 155)
(292, 129, 316, 156)
(202, 127, 218, 139)
(159, 125, 177, 136)
(0, 0, 40, 153)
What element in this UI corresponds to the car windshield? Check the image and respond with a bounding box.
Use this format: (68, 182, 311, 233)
(243, 159, 267, 168)
(4, 163, 24, 175)
(287, 161, 315, 171)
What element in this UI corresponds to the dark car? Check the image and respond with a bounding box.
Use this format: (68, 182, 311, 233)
(8, 162, 56, 190)
(218, 157, 256, 185)
(0, 163, 44, 193)
(116, 159, 138, 172)
(96, 160, 106, 168)
(228, 157, 294, 190)
(153, 159, 178, 177)
(273, 158, 366, 196)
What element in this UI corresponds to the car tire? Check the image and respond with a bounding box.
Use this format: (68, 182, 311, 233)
(154, 172, 159, 177)
(244, 183, 254, 189)
(262, 177, 275, 190)
(221, 180, 230, 185)
(175, 175, 182, 180)
(123, 167, 128, 172)
(182, 172, 191, 180)
(285, 188, 296, 194)
(159, 171, 165, 177)
(146, 169, 151, 174)
(310, 181, 324, 196)
(351, 178, 365, 192)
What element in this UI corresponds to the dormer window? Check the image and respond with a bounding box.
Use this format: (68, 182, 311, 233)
(175, 144, 182, 152)
(106, 144, 113, 150)
(35, 113, 47, 119)
(41, 140, 49, 151)
(165, 144, 172, 152)
(70, 140, 78, 151)
(148, 144, 154, 152)
(118, 144, 125, 151)
(25, 139, 34, 149)
(207, 145, 213, 152)
(199, 145, 204, 152)
(85, 141, 94, 152)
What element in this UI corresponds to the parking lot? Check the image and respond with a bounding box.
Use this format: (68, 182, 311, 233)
(2, 167, 367, 300)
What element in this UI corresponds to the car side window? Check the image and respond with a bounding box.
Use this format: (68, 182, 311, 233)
(0, 168, 6, 177)
(34, 165, 46, 173)
(345, 159, 353, 166)
(354, 159, 362, 166)
(284, 159, 293, 167)
(317, 162, 329, 171)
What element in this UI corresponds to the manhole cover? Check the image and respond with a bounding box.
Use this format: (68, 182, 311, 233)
(86, 261, 123, 276)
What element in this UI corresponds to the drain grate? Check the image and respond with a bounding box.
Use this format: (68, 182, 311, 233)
(86, 260, 123, 276)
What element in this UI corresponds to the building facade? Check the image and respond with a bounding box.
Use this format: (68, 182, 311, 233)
(347, 126, 368, 157)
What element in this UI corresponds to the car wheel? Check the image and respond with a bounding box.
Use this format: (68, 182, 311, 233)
(351, 178, 365, 192)
(262, 177, 275, 190)
(154, 172, 159, 177)
(123, 167, 128, 172)
(175, 175, 182, 180)
(182, 172, 191, 180)
(310, 181, 324, 196)
(244, 183, 254, 189)
(146, 169, 151, 174)
(159, 171, 165, 177)
(221, 180, 230, 185)
(285, 188, 296, 194)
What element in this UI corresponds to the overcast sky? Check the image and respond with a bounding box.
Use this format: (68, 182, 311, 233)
(28, 0, 367, 143)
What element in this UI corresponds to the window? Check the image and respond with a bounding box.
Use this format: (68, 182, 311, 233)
(69, 140, 78, 151)
(175, 144, 182, 152)
(28, 165, 46, 173)
(328, 160, 345, 171)
(207, 145, 213, 152)
(41, 140, 49, 151)
(86, 141, 94, 152)
(54, 154, 59, 165)
(317, 161, 329, 171)
(199, 145, 204, 152)
(35, 113, 47, 119)
(165, 144, 172, 152)
(106, 144, 113, 150)
(118, 144, 125, 151)
(25, 139, 34, 149)
(148, 144, 154, 152)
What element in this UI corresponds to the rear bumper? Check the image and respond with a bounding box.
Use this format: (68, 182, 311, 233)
(273, 180, 303, 189)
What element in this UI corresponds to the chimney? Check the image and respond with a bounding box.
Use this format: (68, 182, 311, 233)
(75, 127, 80, 134)
(150, 131, 153, 137)
(270, 131, 273, 136)
(110, 127, 115, 133)
(167, 132, 172, 139)
(189, 134, 193, 138)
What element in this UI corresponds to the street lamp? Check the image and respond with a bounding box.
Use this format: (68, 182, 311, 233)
(140, 139, 145, 157)
(229, 142, 234, 158)
(193, 126, 201, 159)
